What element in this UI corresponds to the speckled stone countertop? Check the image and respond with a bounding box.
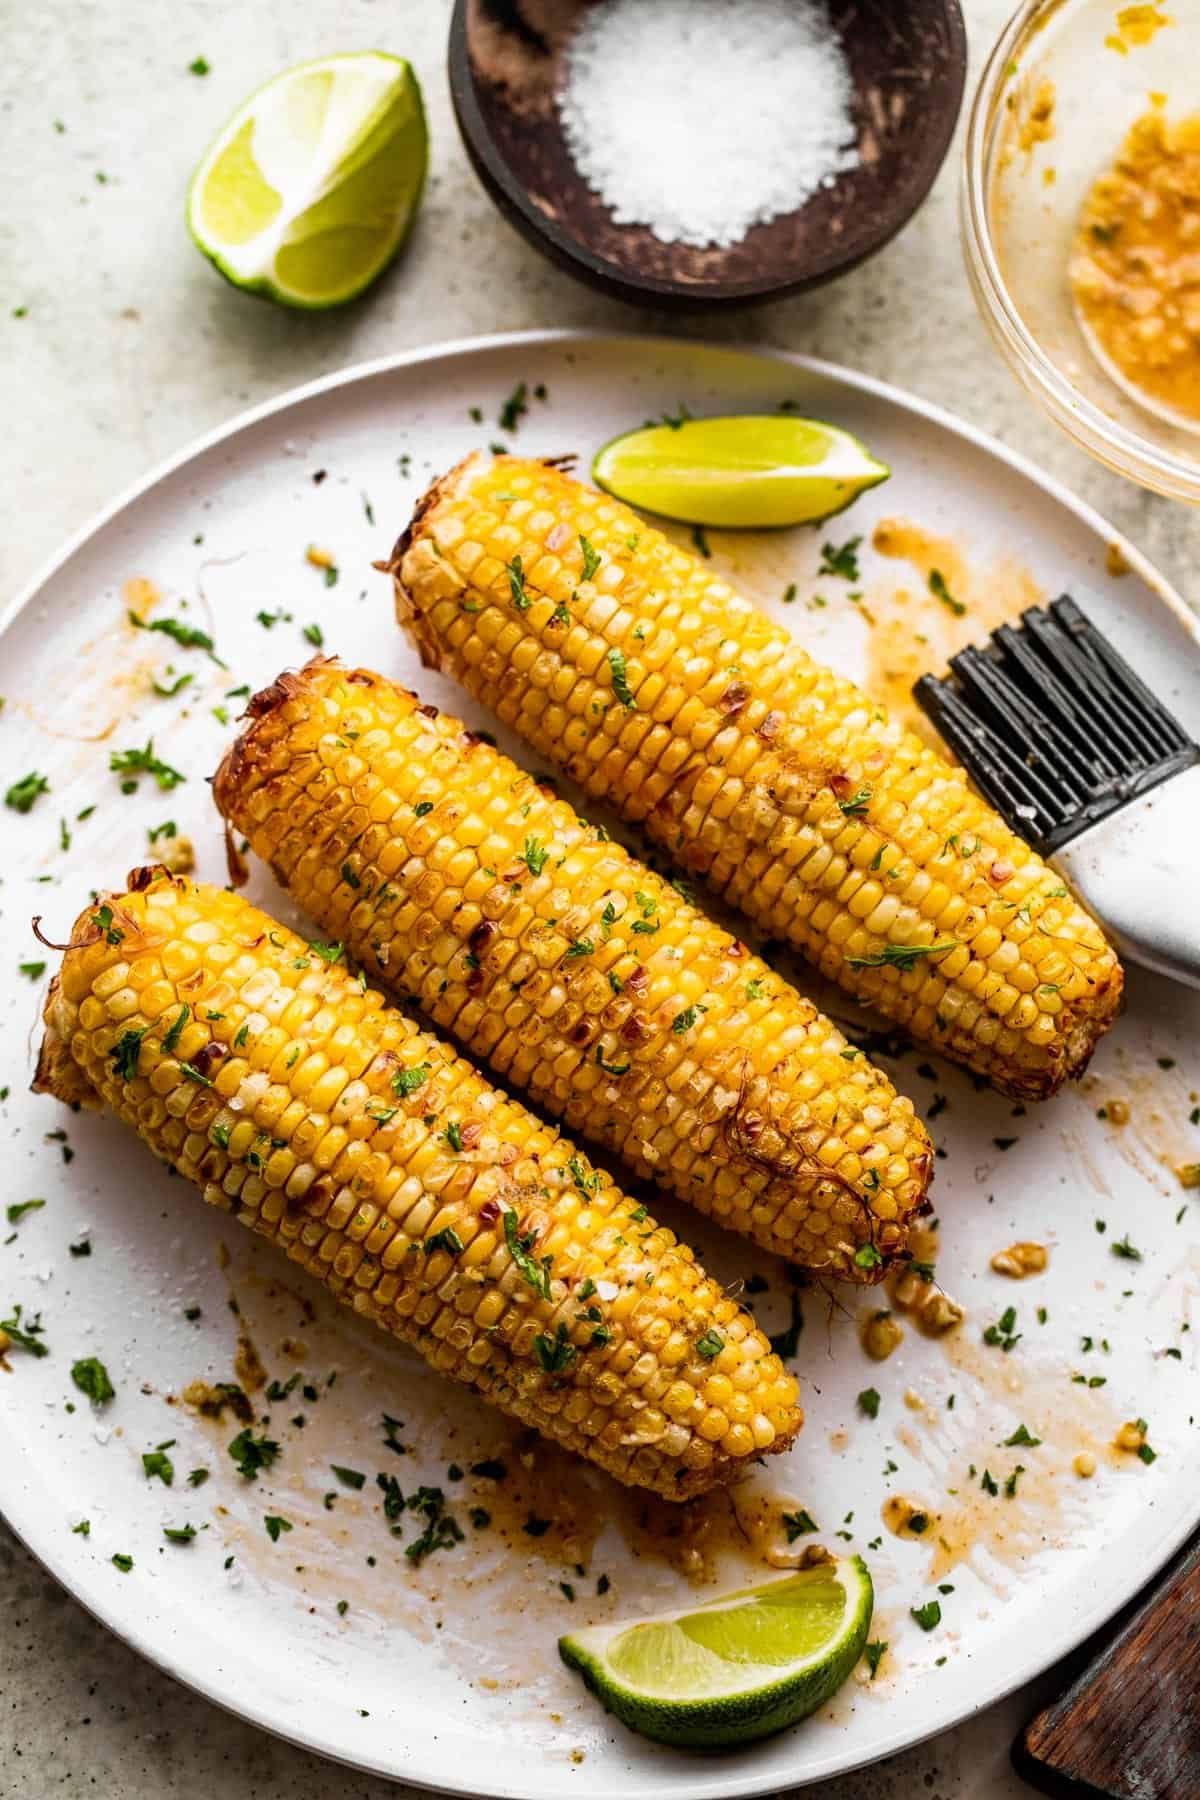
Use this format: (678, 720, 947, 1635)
(2, 3, 1196, 1796)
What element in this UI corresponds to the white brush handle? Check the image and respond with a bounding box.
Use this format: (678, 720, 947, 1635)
(1052, 763, 1200, 990)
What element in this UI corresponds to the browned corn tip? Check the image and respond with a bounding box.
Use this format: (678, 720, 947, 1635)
(390, 453, 1123, 1101)
(213, 658, 934, 1281)
(38, 870, 802, 1498)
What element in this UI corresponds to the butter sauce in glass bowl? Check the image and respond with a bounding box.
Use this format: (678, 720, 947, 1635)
(962, 0, 1200, 502)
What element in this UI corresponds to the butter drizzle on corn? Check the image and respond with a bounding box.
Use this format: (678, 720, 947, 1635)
(214, 661, 933, 1279)
(390, 454, 1123, 1100)
(34, 869, 801, 1499)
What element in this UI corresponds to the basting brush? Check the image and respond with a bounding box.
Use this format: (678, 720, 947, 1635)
(914, 595, 1200, 989)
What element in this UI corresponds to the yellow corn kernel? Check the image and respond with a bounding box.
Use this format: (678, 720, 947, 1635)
(213, 661, 934, 1280)
(391, 455, 1123, 1100)
(34, 871, 802, 1501)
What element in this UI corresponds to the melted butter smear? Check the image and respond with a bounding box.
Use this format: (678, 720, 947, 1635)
(1075, 1048, 1200, 1196)
(893, 1332, 1127, 1591)
(866, 519, 1044, 737)
(163, 1255, 807, 1718)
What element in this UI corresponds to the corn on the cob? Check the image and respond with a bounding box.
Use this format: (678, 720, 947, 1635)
(34, 869, 801, 1498)
(390, 454, 1123, 1100)
(213, 660, 933, 1279)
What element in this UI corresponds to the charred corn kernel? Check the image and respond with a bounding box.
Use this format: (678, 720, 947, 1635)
(33, 869, 801, 1500)
(1115, 1420, 1147, 1453)
(861, 1308, 904, 1361)
(990, 1241, 1048, 1278)
(212, 660, 933, 1280)
(1074, 1451, 1097, 1478)
(390, 455, 1123, 1100)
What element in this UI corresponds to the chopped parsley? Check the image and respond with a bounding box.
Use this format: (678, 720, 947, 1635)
(564, 937, 594, 959)
(911, 1601, 942, 1631)
(502, 1209, 552, 1300)
(392, 1064, 431, 1098)
(303, 623, 324, 647)
(91, 904, 123, 946)
(264, 1514, 293, 1542)
(113, 1036, 147, 1072)
(18, 961, 46, 981)
(838, 788, 872, 817)
(817, 536, 862, 582)
(847, 941, 956, 971)
(533, 1323, 577, 1373)
(498, 382, 528, 433)
(307, 940, 344, 964)
(782, 1509, 817, 1540)
(441, 1122, 464, 1153)
(142, 1446, 175, 1485)
(1111, 1235, 1142, 1261)
(5, 772, 49, 814)
(1003, 1424, 1041, 1447)
(424, 1228, 463, 1257)
(109, 741, 185, 790)
(672, 1004, 704, 1035)
(163, 1523, 197, 1543)
(595, 1045, 631, 1076)
(579, 535, 601, 581)
(568, 1157, 601, 1198)
(331, 1465, 367, 1490)
(857, 1387, 881, 1420)
(6, 1199, 45, 1225)
(983, 1306, 1021, 1352)
(227, 1428, 280, 1480)
(128, 610, 225, 664)
(162, 1004, 190, 1055)
(855, 1244, 883, 1271)
(864, 1640, 888, 1679)
(607, 647, 636, 708)
(521, 835, 549, 876)
(0, 1306, 49, 1356)
(696, 1329, 724, 1359)
(506, 554, 529, 610)
(928, 569, 966, 616)
(111, 1553, 134, 1573)
(71, 1357, 115, 1403)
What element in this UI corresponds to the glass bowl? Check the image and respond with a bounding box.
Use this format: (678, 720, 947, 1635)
(962, 0, 1200, 502)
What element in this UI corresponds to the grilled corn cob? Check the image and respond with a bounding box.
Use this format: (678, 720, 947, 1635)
(214, 660, 933, 1279)
(34, 869, 801, 1498)
(390, 453, 1123, 1100)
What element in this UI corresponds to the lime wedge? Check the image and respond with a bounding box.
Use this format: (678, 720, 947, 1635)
(187, 52, 427, 309)
(559, 1556, 873, 1748)
(592, 415, 889, 528)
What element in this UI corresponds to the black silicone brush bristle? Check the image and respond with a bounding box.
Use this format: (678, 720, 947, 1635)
(914, 596, 1199, 854)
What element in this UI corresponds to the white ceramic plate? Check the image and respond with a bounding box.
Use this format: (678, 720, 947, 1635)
(2, 332, 1197, 1800)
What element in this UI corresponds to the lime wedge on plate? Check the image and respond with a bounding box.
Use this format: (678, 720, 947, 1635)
(559, 1555, 873, 1748)
(592, 415, 889, 528)
(187, 52, 427, 309)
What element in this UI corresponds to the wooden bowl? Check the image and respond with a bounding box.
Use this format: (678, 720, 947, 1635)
(449, 0, 968, 309)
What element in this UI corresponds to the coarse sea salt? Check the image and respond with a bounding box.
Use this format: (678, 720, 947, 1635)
(558, 0, 860, 251)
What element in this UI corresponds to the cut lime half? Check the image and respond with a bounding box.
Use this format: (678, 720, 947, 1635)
(559, 1555, 873, 1749)
(592, 415, 889, 528)
(187, 52, 427, 309)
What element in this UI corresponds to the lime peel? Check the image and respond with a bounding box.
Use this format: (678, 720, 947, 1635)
(559, 1555, 874, 1748)
(592, 415, 889, 529)
(187, 52, 427, 310)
